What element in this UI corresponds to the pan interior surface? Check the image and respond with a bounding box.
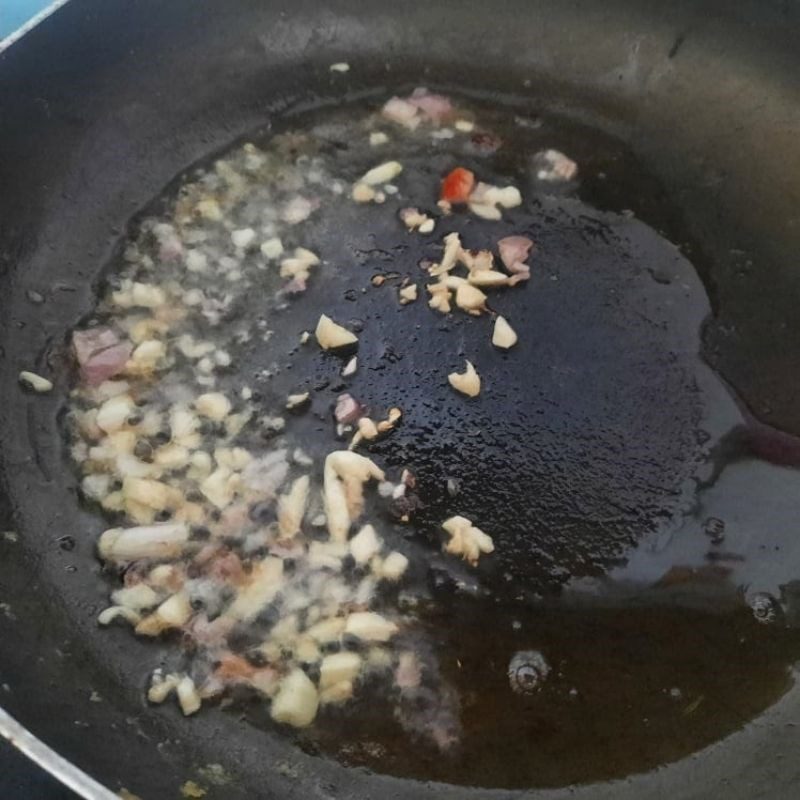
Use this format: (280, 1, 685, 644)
(47, 93, 800, 790)
(3, 1, 800, 799)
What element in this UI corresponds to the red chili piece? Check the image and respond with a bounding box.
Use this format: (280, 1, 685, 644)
(440, 167, 475, 204)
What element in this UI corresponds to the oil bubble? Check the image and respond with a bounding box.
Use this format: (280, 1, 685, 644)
(508, 649, 550, 694)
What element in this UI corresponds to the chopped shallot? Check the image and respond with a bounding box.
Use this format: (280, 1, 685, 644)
(395, 652, 422, 689)
(407, 87, 453, 123)
(335, 393, 364, 424)
(498, 235, 534, 274)
(381, 96, 421, 129)
(72, 328, 132, 386)
(533, 149, 578, 182)
(400, 207, 433, 233)
(280, 248, 320, 290)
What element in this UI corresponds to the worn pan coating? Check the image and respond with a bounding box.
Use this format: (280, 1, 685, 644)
(2, 0, 800, 797)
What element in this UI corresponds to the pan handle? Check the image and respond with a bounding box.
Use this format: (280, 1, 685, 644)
(0, 706, 118, 800)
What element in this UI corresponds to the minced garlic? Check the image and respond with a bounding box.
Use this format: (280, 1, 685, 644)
(448, 360, 481, 397)
(492, 315, 518, 349)
(315, 315, 358, 351)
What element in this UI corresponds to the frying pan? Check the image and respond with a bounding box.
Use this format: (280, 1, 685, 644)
(3, 0, 800, 797)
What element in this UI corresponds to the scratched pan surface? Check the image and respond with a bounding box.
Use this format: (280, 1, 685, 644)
(3, 0, 800, 798)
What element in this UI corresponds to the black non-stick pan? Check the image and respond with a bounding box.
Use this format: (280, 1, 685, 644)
(3, 1, 800, 798)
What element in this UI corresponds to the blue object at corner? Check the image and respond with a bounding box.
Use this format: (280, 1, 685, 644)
(1, 0, 57, 40)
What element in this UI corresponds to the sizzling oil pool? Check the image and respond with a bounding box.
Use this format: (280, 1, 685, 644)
(63, 89, 800, 789)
